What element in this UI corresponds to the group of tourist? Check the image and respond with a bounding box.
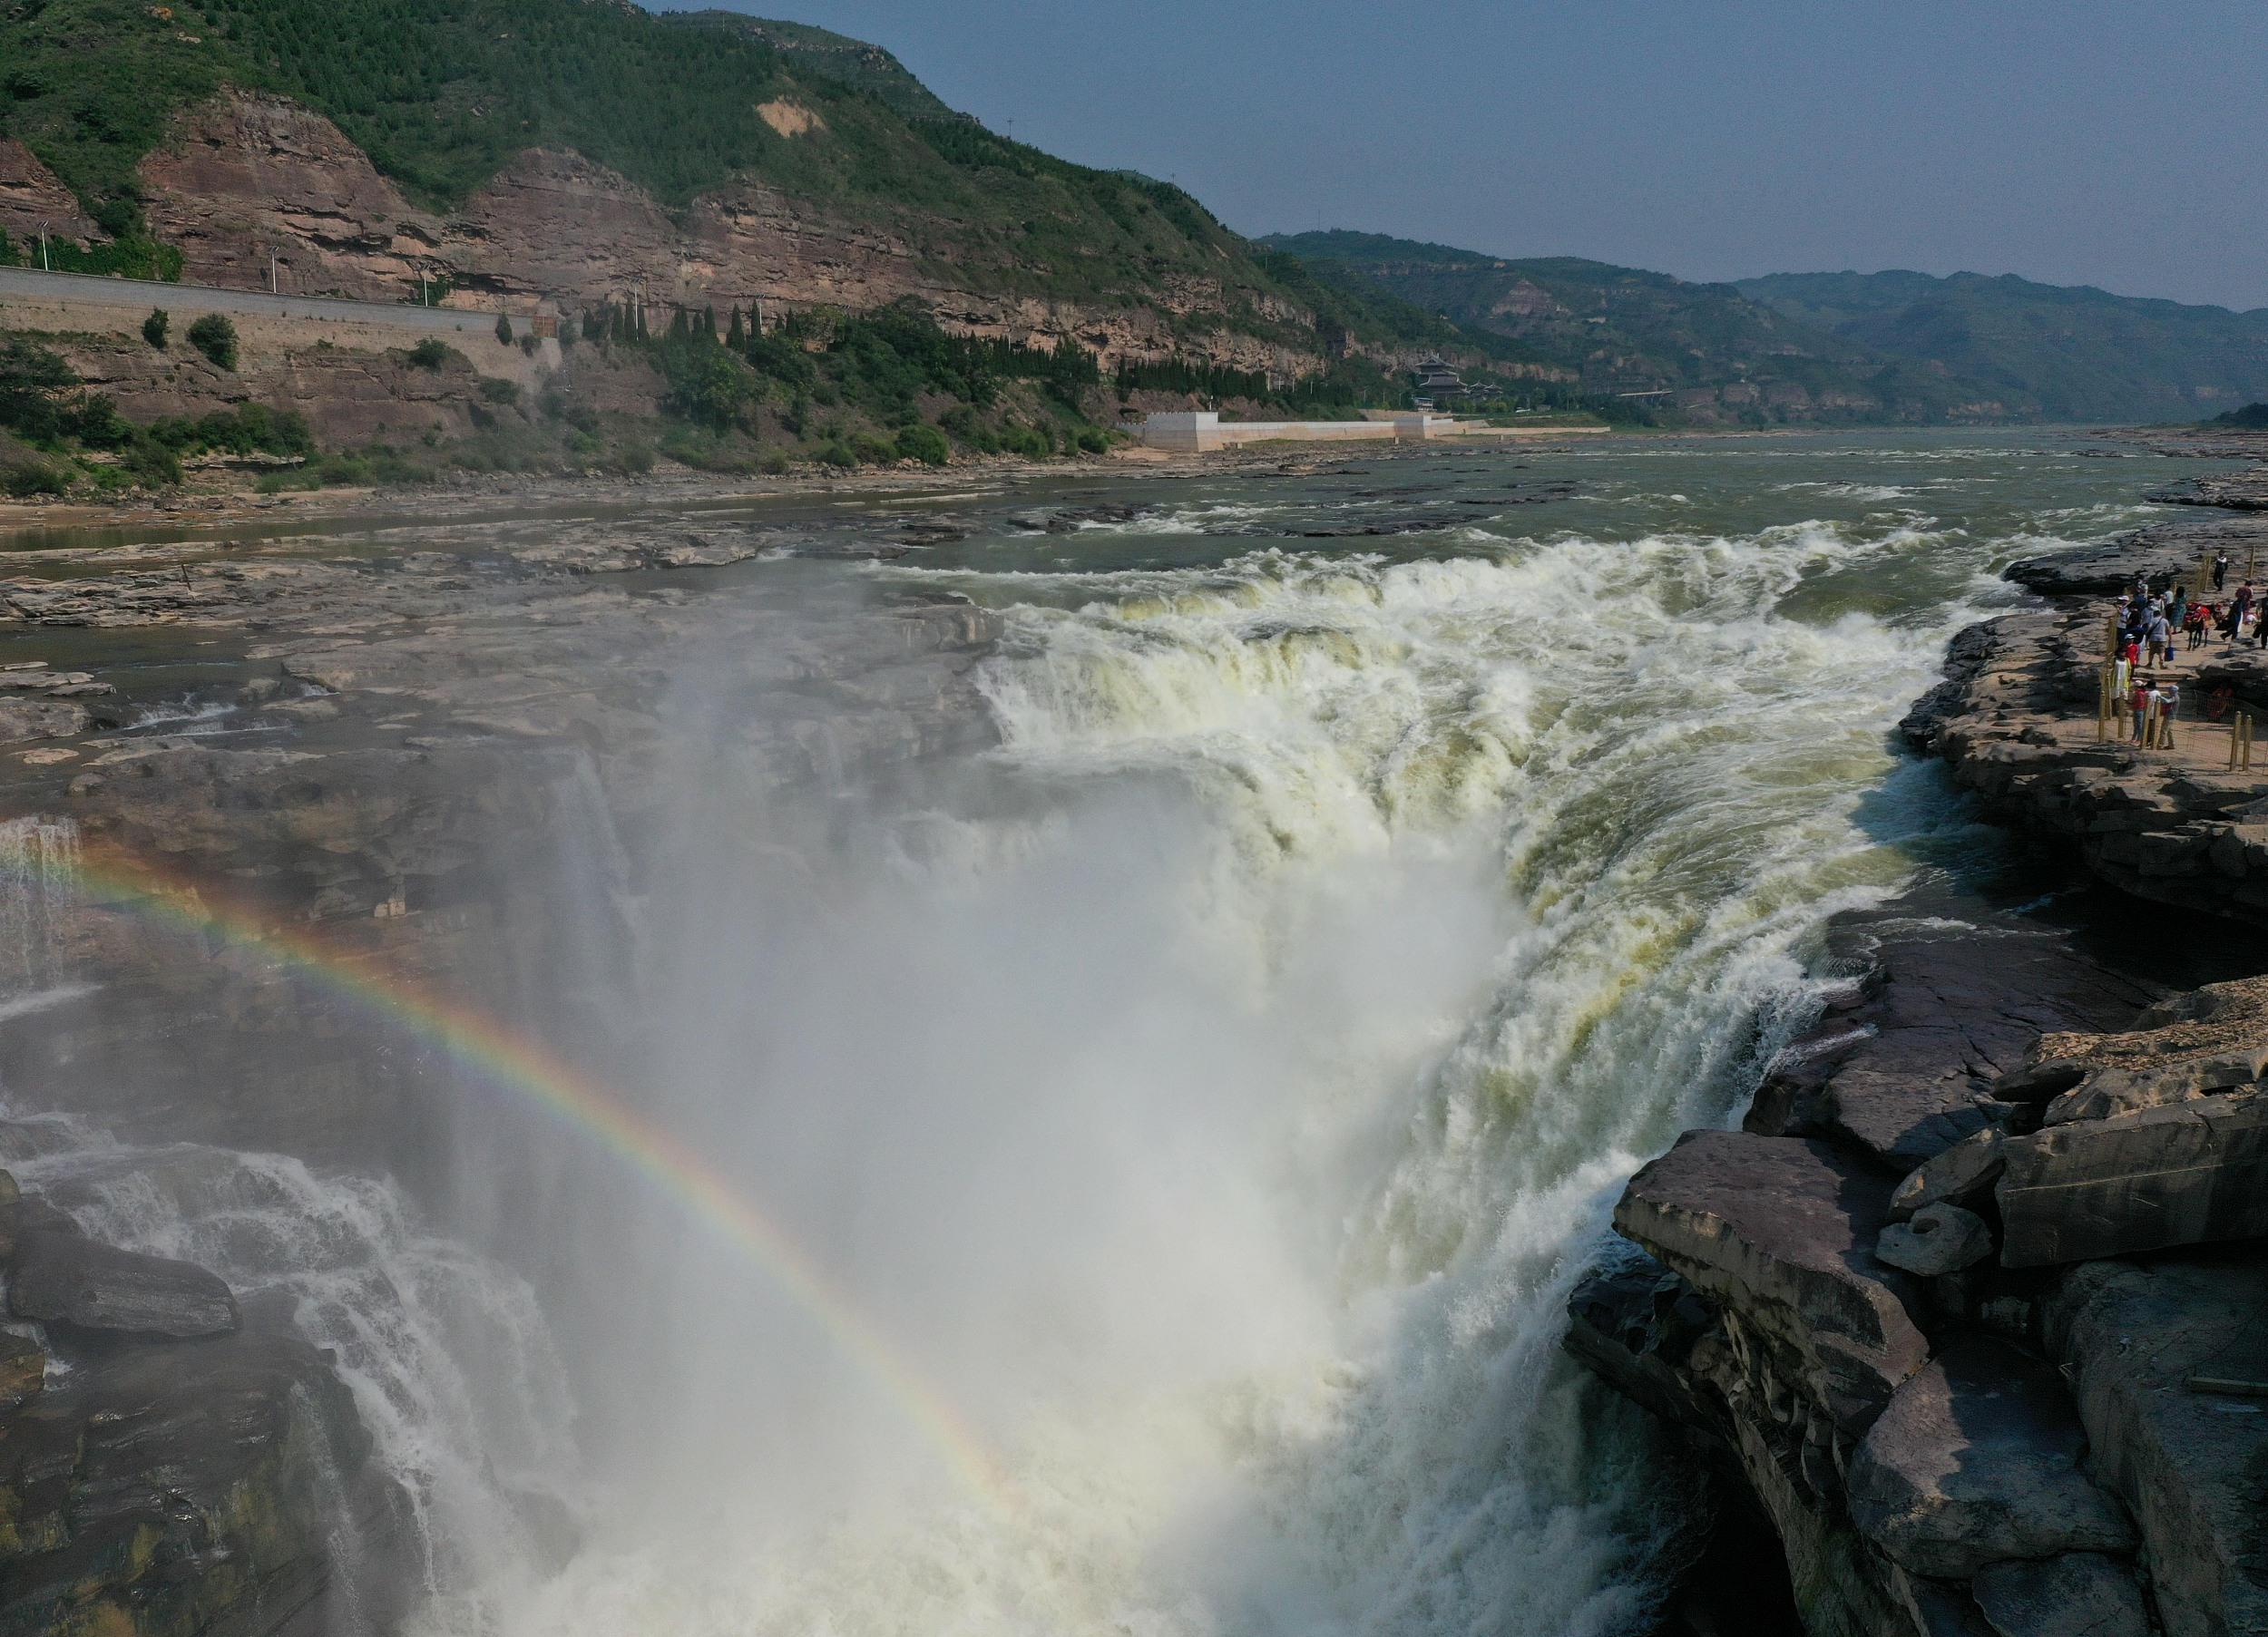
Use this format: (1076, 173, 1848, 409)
(2108, 554, 2255, 745)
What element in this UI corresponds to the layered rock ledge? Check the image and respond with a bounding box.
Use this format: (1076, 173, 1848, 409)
(1571, 492, 2268, 1636)
(0, 1169, 408, 1635)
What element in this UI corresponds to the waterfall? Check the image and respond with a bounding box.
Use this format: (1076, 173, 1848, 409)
(0, 438, 2144, 1634)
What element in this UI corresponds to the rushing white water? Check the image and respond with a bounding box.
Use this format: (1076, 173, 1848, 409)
(432, 512, 2023, 1636)
(0, 436, 2157, 1635)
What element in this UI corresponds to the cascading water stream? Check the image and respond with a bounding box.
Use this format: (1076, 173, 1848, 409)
(0, 436, 2168, 1635)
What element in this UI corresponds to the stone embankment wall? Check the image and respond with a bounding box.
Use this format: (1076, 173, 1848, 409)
(1569, 452, 2268, 1637)
(1128, 411, 1600, 452)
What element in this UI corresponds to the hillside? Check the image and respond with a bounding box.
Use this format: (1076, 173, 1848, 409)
(0, 0, 1499, 380)
(1261, 231, 2009, 424)
(1736, 270, 2268, 424)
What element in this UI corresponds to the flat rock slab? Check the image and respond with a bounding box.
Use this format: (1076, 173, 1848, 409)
(1971, 1553, 2152, 1637)
(1846, 1335, 2134, 1578)
(1997, 1090, 2268, 1267)
(1749, 890, 2154, 1170)
(1615, 1129, 1927, 1430)
(2048, 1257, 2268, 1637)
(7, 1229, 239, 1338)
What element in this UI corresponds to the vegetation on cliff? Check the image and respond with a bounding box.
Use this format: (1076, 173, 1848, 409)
(0, 0, 1488, 366)
(0, 327, 308, 494)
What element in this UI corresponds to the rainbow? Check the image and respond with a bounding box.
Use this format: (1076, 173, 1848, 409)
(44, 834, 1012, 1505)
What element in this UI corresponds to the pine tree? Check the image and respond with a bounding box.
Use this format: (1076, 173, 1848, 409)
(727, 307, 746, 348)
(670, 307, 689, 341)
(636, 306, 650, 343)
(702, 304, 719, 341)
(495, 312, 514, 346)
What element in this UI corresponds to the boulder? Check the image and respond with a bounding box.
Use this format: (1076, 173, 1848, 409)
(1845, 1336, 2135, 1579)
(0, 1330, 43, 1409)
(7, 1229, 240, 1339)
(1996, 1090, 2268, 1267)
(1615, 1130, 1928, 1431)
(1891, 1130, 2008, 1220)
(1970, 1553, 2152, 1637)
(2047, 1258, 2268, 1637)
(1875, 1203, 1995, 1277)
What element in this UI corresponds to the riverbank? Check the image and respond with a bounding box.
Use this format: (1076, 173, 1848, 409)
(1570, 465, 2268, 1637)
(0, 429, 1634, 548)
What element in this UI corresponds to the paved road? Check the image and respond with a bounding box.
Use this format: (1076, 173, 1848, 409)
(0, 267, 494, 336)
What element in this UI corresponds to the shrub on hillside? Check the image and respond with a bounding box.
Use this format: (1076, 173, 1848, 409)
(405, 337, 461, 370)
(478, 377, 520, 405)
(186, 315, 238, 370)
(894, 423, 949, 466)
(494, 314, 514, 346)
(142, 308, 169, 349)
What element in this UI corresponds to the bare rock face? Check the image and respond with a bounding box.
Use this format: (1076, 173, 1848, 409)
(2013, 974, 2268, 1125)
(0, 1307, 411, 1637)
(2047, 1258, 2268, 1637)
(1615, 1130, 1929, 1432)
(140, 93, 439, 300)
(1745, 892, 2151, 1170)
(1561, 1245, 1729, 1438)
(9, 1228, 240, 1338)
(127, 92, 1315, 373)
(1874, 1203, 1994, 1277)
(1844, 1337, 2135, 1579)
(1970, 1554, 2153, 1637)
(1996, 1090, 2268, 1267)
(0, 138, 102, 249)
(448, 146, 677, 305)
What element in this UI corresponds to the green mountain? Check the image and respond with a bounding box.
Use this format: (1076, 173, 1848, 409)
(1260, 230, 1999, 424)
(1735, 270, 2268, 424)
(0, 0, 1482, 368)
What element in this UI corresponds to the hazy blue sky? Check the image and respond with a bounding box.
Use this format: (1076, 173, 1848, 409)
(656, 0, 2268, 310)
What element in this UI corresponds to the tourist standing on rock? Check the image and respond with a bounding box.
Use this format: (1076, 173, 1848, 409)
(2235, 581, 2255, 643)
(2160, 678, 2181, 742)
(2133, 677, 2157, 742)
(2147, 609, 2173, 668)
(2215, 550, 2232, 590)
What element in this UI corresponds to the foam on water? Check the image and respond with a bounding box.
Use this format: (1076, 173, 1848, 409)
(0, 440, 2155, 1635)
(464, 512, 2022, 1635)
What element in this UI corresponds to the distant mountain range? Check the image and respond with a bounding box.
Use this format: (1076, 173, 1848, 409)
(1265, 231, 2268, 424)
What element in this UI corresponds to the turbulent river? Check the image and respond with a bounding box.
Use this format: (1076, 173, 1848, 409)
(0, 431, 2183, 1634)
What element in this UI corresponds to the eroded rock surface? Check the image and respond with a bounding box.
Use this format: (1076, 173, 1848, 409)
(1845, 1337, 2134, 1579)
(1970, 1554, 2153, 1637)
(9, 1229, 240, 1338)
(2046, 1257, 2268, 1637)
(1616, 1130, 1927, 1431)
(0, 1169, 406, 1637)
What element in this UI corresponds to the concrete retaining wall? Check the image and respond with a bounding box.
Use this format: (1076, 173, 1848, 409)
(1129, 411, 1602, 452)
